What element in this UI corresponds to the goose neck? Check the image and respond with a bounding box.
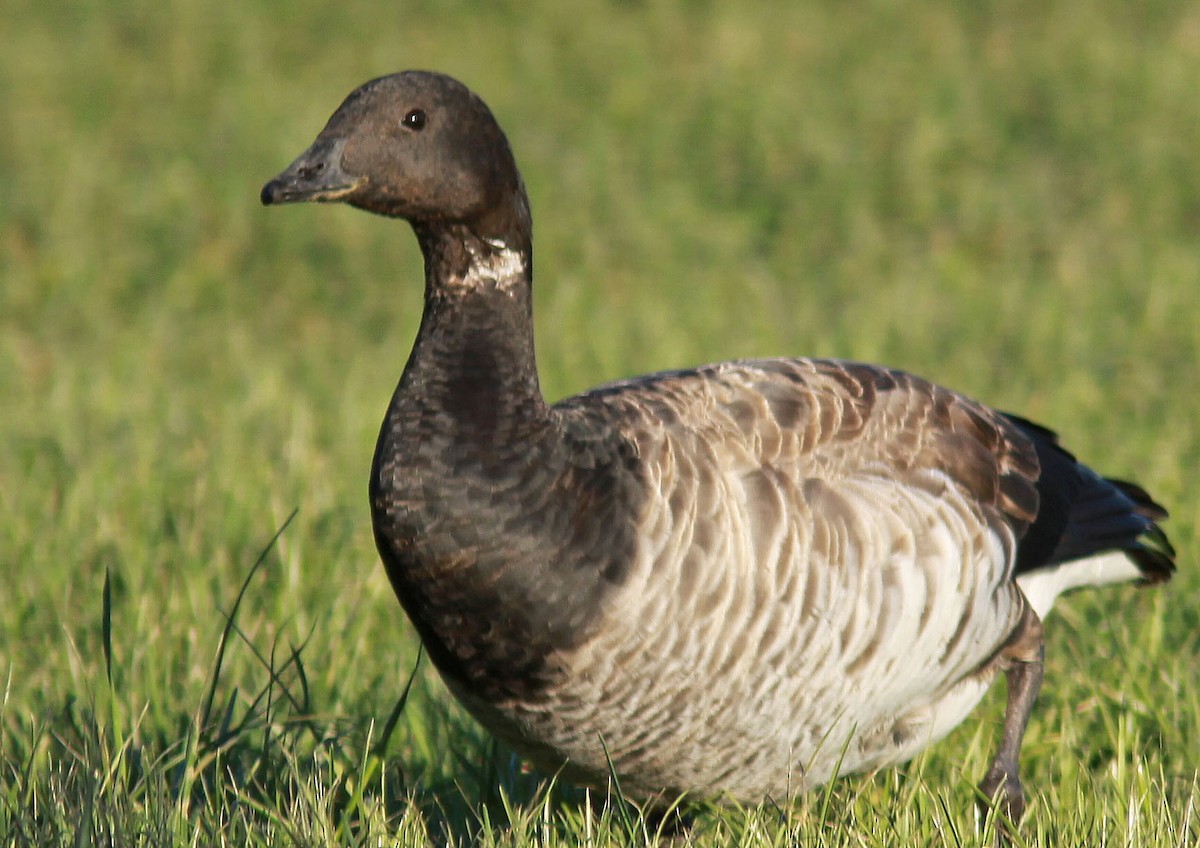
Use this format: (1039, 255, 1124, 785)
(401, 223, 547, 438)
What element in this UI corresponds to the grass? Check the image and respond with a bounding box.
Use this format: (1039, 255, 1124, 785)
(2, 0, 1199, 844)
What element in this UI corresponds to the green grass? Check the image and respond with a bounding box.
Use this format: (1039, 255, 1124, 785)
(3, 0, 1199, 844)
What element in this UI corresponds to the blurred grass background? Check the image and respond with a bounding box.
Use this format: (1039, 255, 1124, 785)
(2, 0, 1198, 845)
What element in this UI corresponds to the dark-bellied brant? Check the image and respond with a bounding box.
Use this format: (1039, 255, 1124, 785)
(261, 70, 1175, 823)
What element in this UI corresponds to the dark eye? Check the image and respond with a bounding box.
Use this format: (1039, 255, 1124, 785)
(401, 109, 427, 131)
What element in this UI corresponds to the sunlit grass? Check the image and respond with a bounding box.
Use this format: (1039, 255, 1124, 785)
(2, 0, 1198, 845)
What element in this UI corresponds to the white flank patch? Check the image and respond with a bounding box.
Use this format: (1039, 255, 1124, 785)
(1015, 551, 1143, 619)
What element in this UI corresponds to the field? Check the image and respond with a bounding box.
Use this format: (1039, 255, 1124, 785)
(3, 0, 1199, 845)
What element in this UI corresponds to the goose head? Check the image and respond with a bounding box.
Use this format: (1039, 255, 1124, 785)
(261, 71, 529, 251)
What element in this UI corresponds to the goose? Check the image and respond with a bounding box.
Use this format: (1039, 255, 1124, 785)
(260, 70, 1175, 823)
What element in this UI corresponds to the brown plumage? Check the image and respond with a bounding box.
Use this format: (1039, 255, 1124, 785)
(261, 71, 1175, 822)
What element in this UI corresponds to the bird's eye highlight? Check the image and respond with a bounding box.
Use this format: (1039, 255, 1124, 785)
(401, 109, 427, 131)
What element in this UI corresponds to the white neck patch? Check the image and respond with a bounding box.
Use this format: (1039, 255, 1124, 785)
(448, 241, 528, 294)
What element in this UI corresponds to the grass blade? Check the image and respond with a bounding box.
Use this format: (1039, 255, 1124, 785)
(199, 508, 298, 732)
(102, 568, 113, 690)
(373, 645, 423, 761)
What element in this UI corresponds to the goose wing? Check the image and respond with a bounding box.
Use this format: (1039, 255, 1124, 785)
(552, 358, 1043, 791)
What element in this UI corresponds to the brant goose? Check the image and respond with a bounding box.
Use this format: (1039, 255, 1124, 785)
(262, 70, 1175, 822)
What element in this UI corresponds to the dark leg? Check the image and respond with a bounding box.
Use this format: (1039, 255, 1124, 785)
(978, 605, 1045, 826)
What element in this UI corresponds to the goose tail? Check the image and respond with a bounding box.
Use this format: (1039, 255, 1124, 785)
(1004, 414, 1176, 618)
